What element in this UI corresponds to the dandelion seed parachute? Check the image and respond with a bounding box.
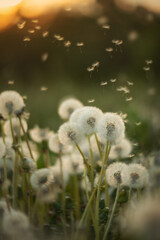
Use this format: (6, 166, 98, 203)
(106, 162, 129, 188)
(58, 122, 84, 146)
(58, 97, 83, 120)
(29, 125, 53, 143)
(4, 118, 28, 137)
(127, 163, 149, 188)
(109, 138, 132, 159)
(77, 106, 103, 135)
(2, 210, 30, 236)
(0, 91, 25, 118)
(97, 112, 125, 143)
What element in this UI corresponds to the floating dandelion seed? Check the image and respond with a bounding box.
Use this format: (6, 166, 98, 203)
(28, 29, 35, 34)
(8, 80, 14, 85)
(40, 86, 48, 91)
(143, 66, 150, 71)
(42, 31, 49, 38)
(127, 81, 134, 86)
(87, 66, 94, 72)
(54, 34, 64, 41)
(102, 24, 110, 29)
(146, 59, 153, 65)
(64, 41, 71, 47)
(126, 97, 133, 102)
(35, 25, 41, 30)
(128, 30, 139, 41)
(117, 86, 130, 94)
(129, 154, 135, 158)
(92, 61, 99, 68)
(88, 99, 95, 103)
(136, 122, 141, 126)
(110, 78, 117, 83)
(17, 21, 26, 29)
(76, 42, 84, 47)
(105, 47, 113, 52)
(41, 53, 48, 62)
(22, 95, 27, 100)
(32, 19, 39, 23)
(116, 40, 123, 46)
(100, 81, 108, 86)
(23, 37, 31, 42)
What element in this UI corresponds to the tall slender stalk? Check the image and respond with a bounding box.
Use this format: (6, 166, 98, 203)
(87, 135, 94, 191)
(59, 152, 66, 220)
(94, 133, 103, 160)
(18, 116, 34, 160)
(95, 142, 111, 240)
(102, 184, 120, 240)
(74, 173, 80, 220)
(76, 144, 90, 172)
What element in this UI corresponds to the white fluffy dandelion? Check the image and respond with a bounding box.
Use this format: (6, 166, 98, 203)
(77, 106, 103, 135)
(0, 138, 6, 159)
(48, 133, 73, 154)
(0, 200, 11, 217)
(70, 107, 86, 122)
(97, 112, 125, 143)
(0, 91, 25, 118)
(109, 138, 132, 159)
(58, 97, 83, 120)
(4, 118, 28, 137)
(2, 210, 30, 236)
(22, 158, 36, 172)
(21, 141, 39, 161)
(58, 122, 84, 146)
(29, 125, 53, 143)
(30, 168, 54, 190)
(106, 162, 129, 188)
(37, 183, 60, 203)
(127, 163, 149, 189)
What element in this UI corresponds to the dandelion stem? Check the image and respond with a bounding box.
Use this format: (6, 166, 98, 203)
(103, 184, 120, 240)
(94, 133, 103, 160)
(1, 120, 6, 144)
(3, 157, 7, 181)
(128, 187, 132, 201)
(59, 152, 66, 220)
(9, 115, 16, 144)
(74, 173, 80, 220)
(18, 116, 34, 160)
(95, 142, 110, 240)
(76, 144, 90, 172)
(87, 135, 94, 191)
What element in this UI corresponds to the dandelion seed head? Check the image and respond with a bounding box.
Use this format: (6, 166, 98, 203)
(48, 133, 73, 154)
(2, 210, 30, 236)
(77, 106, 103, 135)
(98, 112, 125, 143)
(127, 163, 149, 188)
(58, 122, 84, 146)
(23, 158, 36, 172)
(0, 91, 25, 119)
(37, 183, 59, 203)
(106, 162, 129, 188)
(109, 138, 132, 159)
(4, 118, 28, 137)
(29, 125, 53, 143)
(58, 97, 83, 120)
(30, 168, 54, 190)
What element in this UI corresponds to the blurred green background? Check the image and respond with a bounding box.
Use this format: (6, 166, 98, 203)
(0, 0, 160, 153)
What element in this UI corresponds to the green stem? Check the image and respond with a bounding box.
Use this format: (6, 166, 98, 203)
(94, 133, 103, 160)
(128, 187, 132, 201)
(104, 175, 110, 208)
(95, 142, 110, 240)
(59, 152, 66, 220)
(18, 116, 34, 160)
(87, 135, 94, 191)
(1, 120, 6, 144)
(3, 157, 7, 181)
(12, 152, 19, 209)
(9, 115, 16, 144)
(76, 144, 90, 173)
(103, 184, 120, 240)
(74, 173, 80, 220)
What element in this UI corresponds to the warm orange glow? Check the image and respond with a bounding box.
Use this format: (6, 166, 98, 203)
(0, 0, 100, 31)
(0, 0, 22, 9)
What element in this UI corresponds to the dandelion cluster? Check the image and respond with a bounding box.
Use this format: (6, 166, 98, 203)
(0, 90, 157, 240)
